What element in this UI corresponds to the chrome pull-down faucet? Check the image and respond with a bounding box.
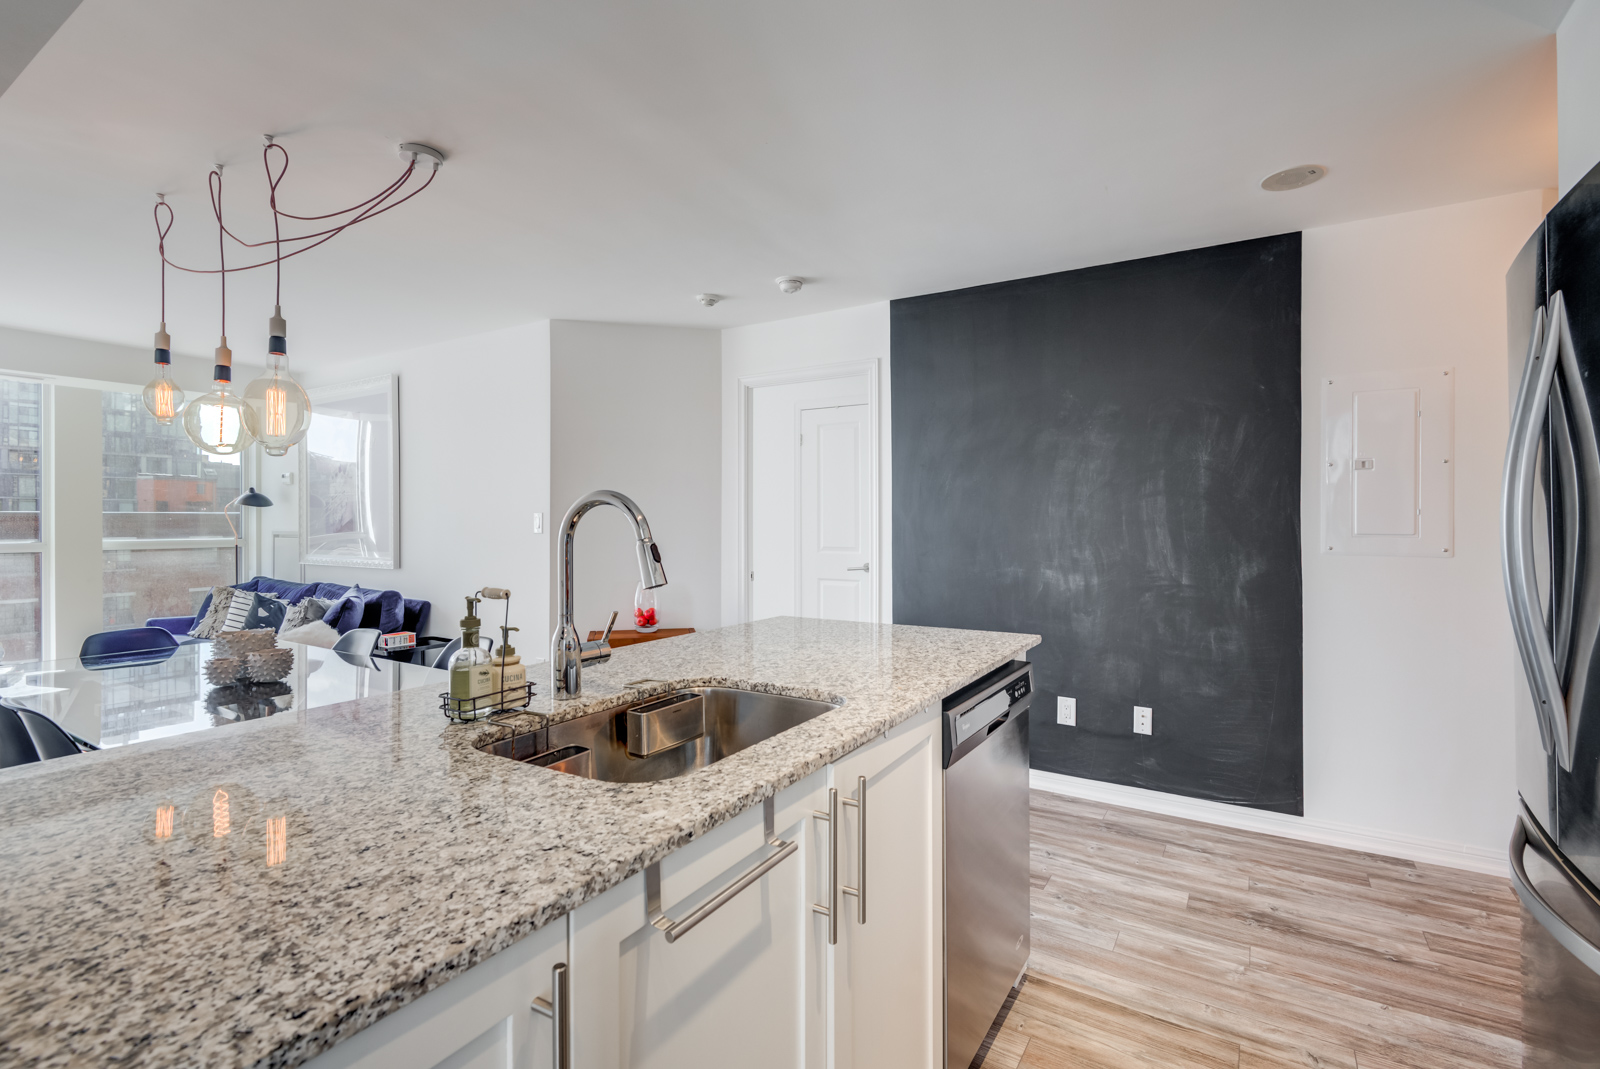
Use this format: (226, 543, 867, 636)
(551, 490, 667, 700)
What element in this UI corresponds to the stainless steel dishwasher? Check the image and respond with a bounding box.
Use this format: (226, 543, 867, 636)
(943, 660, 1033, 1069)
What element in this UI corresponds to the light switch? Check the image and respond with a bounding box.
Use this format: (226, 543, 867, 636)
(533, 512, 543, 534)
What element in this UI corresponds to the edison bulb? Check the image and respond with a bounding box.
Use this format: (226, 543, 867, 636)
(144, 326, 185, 424)
(242, 355, 311, 457)
(183, 383, 251, 456)
(143, 366, 184, 425)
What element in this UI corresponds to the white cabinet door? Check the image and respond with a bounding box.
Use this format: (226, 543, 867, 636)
(569, 769, 830, 1069)
(304, 918, 568, 1069)
(827, 706, 942, 1069)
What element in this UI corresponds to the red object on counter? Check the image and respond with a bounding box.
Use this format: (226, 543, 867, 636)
(634, 607, 658, 627)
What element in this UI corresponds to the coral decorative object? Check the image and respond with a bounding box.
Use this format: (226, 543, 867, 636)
(634, 582, 658, 633)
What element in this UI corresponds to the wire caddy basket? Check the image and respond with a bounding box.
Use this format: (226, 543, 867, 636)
(440, 682, 537, 724)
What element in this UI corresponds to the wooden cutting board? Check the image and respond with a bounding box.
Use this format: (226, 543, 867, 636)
(585, 627, 695, 648)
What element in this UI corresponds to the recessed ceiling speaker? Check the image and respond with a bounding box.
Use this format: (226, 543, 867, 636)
(696, 293, 721, 306)
(776, 276, 804, 294)
(1261, 165, 1327, 192)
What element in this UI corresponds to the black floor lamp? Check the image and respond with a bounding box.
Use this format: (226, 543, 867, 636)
(224, 487, 274, 584)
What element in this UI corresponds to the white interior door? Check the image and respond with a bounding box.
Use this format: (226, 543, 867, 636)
(748, 374, 872, 622)
(799, 404, 872, 622)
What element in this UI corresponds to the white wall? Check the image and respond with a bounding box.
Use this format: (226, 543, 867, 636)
(0, 322, 250, 396)
(1561, 0, 1600, 193)
(295, 322, 552, 643)
(1300, 189, 1546, 856)
(719, 303, 892, 627)
(549, 320, 721, 639)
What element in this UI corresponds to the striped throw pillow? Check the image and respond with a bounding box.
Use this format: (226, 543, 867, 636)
(221, 591, 255, 632)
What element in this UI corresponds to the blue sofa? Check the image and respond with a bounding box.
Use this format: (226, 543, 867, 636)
(147, 576, 430, 639)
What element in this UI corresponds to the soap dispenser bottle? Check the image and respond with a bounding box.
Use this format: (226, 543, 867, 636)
(489, 625, 529, 709)
(448, 596, 494, 714)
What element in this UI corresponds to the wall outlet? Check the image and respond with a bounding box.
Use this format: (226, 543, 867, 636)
(1134, 706, 1153, 735)
(1057, 696, 1076, 726)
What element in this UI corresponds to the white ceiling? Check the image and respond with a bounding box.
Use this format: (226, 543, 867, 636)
(0, 0, 1560, 364)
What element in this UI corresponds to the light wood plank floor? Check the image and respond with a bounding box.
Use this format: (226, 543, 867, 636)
(976, 790, 1523, 1069)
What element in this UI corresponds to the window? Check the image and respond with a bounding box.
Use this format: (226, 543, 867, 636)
(0, 378, 42, 659)
(101, 392, 240, 629)
(101, 391, 239, 538)
(103, 547, 232, 629)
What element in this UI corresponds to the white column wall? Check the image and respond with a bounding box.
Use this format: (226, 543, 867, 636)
(48, 385, 104, 658)
(1300, 189, 1547, 857)
(1561, 0, 1600, 194)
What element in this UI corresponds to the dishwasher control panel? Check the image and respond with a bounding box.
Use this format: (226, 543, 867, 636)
(941, 661, 1032, 768)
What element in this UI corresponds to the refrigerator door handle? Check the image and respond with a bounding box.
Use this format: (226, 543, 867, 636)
(1553, 295, 1600, 756)
(1506, 304, 1549, 739)
(1507, 298, 1574, 767)
(1549, 376, 1580, 677)
(1513, 805, 1600, 977)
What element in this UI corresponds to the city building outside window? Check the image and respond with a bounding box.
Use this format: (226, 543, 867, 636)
(101, 391, 241, 630)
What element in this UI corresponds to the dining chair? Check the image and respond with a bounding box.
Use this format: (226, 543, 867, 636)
(0, 701, 91, 769)
(332, 628, 381, 660)
(79, 627, 181, 670)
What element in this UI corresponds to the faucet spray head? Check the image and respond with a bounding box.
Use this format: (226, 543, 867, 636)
(637, 538, 668, 589)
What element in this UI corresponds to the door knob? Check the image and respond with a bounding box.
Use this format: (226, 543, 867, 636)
(846, 563, 870, 573)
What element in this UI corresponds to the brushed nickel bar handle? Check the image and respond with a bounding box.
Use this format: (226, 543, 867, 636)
(530, 962, 570, 1069)
(647, 797, 796, 944)
(841, 775, 866, 924)
(812, 788, 839, 945)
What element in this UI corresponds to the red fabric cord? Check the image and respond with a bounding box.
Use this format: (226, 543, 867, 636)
(154, 143, 435, 278)
(152, 200, 173, 323)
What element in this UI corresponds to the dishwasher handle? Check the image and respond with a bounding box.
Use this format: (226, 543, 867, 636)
(943, 661, 1032, 768)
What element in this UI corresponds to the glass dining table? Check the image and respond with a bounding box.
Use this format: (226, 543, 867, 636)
(0, 640, 448, 751)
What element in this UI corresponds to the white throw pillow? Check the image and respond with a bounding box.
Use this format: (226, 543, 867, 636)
(190, 586, 236, 639)
(278, 620, 340, 649)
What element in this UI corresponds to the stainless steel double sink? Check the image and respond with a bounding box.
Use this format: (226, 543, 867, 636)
(479, 687, 840, 783)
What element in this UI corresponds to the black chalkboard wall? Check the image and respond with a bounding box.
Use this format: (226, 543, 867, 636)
(892, 233, 1303, 813)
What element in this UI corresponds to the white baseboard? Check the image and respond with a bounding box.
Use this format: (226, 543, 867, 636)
(1030, 769, 1508, 877)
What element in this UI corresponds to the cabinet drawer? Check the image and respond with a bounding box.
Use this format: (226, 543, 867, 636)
(306, 918, 568, 1069)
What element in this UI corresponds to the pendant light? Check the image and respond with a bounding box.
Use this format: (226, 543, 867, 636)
(147, 138, 443, 455)
(242, 141, 312, 457)
(183, 166, 252, 457)
(143, 196, 185, 424)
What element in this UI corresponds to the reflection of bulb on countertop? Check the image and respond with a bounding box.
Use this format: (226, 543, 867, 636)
(266, 816, 287, 867)
(212, 789, 230, 837)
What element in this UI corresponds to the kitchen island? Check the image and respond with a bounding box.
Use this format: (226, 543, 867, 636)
(0, 617, 1037, 1069)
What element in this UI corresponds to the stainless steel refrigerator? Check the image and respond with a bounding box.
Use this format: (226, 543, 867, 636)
(1506, 158, 1600, 1067)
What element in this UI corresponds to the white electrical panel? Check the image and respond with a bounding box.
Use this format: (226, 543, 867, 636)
(1321, 368, 1454, 557)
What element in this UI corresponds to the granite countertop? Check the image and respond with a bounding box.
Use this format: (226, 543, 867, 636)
(0, 617, 1038, 1069)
